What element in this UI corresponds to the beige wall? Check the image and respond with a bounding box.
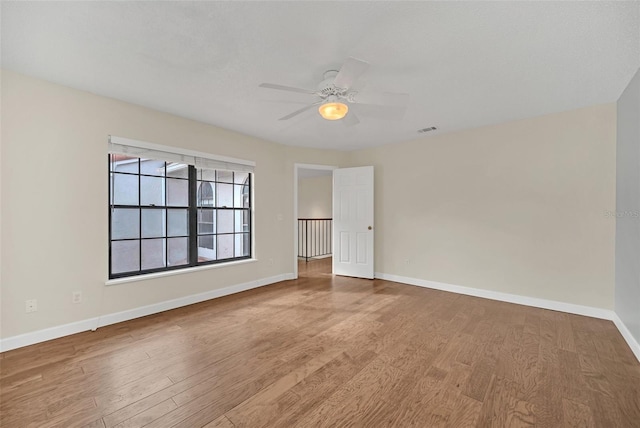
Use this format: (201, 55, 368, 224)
(349, 104, 617, 309)
(0, 70, 618, 342)
(0, 71, 346, 338)
(298, 175, 332, 219)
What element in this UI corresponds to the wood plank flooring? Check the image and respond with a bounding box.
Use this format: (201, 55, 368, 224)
(1, 258, 639, 427)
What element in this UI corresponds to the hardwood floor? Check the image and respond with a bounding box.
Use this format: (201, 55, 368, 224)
(1, 258, 639, 427)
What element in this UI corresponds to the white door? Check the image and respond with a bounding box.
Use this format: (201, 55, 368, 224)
(333, 166, 374, 279)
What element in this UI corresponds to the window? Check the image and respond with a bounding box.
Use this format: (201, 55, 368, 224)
(195, 169, 251, 263)
(108, 137, 253, 279)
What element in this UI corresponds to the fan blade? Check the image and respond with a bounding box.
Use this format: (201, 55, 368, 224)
(342, 112, 360, 127)
(259, 83, 317, 95)
(350, 91, 409, 107)
(333, 57, 369, 90)
(279, 101, 322, 121)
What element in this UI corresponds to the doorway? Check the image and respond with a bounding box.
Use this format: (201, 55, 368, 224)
(294, 163, 336, 278)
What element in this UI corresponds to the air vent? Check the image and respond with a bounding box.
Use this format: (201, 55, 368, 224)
(417, 126, 437, 134)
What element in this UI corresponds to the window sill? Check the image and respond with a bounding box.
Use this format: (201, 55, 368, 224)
(105, 258, 258, 286)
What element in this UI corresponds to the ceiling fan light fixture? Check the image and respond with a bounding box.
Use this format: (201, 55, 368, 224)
(318, 101, 348, 120)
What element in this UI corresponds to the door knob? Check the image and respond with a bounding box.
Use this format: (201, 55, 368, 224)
(368, 226, 372, 230)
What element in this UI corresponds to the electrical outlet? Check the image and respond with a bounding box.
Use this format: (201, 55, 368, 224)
(72, 291, 82, 304)
(404, 259, 411, 266)
(26, 299, 37, 313)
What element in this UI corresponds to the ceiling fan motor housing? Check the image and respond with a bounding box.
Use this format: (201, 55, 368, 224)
(317, 71, 348, 99)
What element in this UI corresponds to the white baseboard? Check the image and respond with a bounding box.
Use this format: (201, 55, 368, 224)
(375, 272, 613, 319)
(3, 271, 638, 365)
(375, 272, 640, 364)
(611, 314, 640, 363)
(96, 273, 294, 329)
(0, 273, 295, 353)
(0, 318, 100, 354)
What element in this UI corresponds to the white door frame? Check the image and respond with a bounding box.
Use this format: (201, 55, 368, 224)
(293, 163, 337, 279)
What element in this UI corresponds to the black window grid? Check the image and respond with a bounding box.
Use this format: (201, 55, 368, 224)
(109, 155, 252, 279)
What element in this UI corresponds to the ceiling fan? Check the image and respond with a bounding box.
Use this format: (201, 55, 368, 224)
(259, 57, 409, 126)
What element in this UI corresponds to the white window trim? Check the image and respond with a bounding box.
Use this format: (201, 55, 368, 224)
(108, 135, 255, 172)
(106, 258, 259, 285)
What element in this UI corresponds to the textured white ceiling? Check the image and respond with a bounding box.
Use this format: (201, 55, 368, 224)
(2, 1, 639, 151)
